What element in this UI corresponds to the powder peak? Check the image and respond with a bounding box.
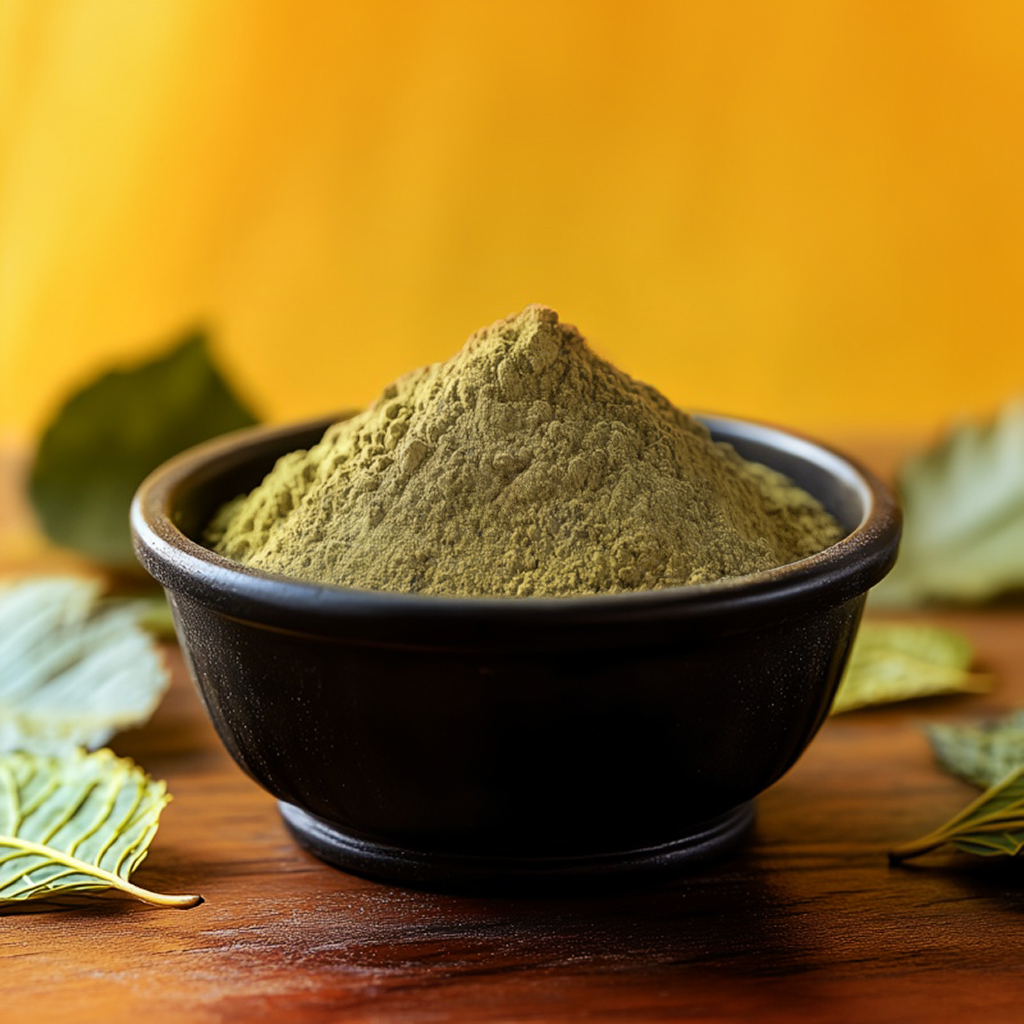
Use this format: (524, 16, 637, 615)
(208, 306, 843, 597)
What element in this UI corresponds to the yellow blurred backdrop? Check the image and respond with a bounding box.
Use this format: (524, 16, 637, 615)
(2, 0, 1023, 443)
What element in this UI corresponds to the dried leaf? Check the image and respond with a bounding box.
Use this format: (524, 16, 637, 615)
(927, 710, 1024, 789)
(873, 399, 1024, 608)
(0, 577, 169, 752)
(889, 766, 1024, 862)
(29, 330, 257, 569)
(0, 748, 200, 907)
(831, 623, 991, 714)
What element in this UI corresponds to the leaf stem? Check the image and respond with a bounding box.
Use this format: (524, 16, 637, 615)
(889, 767, 1024, 864)
(888, 832, 950, 864)
(0, 835, 202, 908)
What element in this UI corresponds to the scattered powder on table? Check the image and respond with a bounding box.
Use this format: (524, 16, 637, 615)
(206, 305, 844, 597)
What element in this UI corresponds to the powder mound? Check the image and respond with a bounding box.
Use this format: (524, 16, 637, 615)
(207, 305, 844, 597)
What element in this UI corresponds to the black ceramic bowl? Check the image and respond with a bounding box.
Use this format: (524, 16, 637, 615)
(132, 414, 899, 893)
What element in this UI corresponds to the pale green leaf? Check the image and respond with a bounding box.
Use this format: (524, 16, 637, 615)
(0, 577, 169, 752)
(29, 330, 258, 569)
(0, 748, 200, 907)
(927, 710, 1024, 788)
(872, 399, 1024, 608)
(830, 622, 991, 714)
(890, 766, 1024, 862)
(119, 596, 177, 642)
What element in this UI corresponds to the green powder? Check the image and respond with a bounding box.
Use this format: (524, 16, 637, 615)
(207, 305, 843, 597)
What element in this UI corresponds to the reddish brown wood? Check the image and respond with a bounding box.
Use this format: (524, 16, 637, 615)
(3, 440, 1024, 1023)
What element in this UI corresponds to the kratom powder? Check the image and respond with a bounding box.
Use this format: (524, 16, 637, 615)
(207, 305, 844, 597)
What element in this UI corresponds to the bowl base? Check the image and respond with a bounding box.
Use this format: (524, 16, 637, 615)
(278, 801, 756, 894)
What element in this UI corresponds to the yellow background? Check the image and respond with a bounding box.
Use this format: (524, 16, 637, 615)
(2, 0, 1023, 443)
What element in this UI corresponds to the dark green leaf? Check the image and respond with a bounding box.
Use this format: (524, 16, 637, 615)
(927, 710, 1024, 788)
(29, 330, 258, 569)
(831, 622, 991, 714)
(0, 748, 200, 907)
(872, 399, 1024, 608)
(890, 766, 1024, 863)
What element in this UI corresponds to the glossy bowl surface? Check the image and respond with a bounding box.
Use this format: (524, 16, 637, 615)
(131, 414, 900, 892)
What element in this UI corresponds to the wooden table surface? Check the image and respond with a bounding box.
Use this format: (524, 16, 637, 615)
(3, 439, 1024, 1024)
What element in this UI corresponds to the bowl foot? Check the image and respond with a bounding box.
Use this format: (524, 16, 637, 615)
(278, 801, 756, 894)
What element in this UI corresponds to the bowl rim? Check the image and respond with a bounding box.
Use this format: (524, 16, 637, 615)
(131, 412, 900, 630)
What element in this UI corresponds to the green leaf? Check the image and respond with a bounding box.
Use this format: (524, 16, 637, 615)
(121, 596, 178, 642)
(927, 710, 1024, 789)
(830, 622, 992, 714)
(872, 399, 1024, 608)
(29, 330, 258, 570)
(0, 577, 170, 752)
(0, 748, 200, 907)
(889, 766, 1024, 863)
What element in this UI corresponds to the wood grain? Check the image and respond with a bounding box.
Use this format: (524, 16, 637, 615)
(3, 441, 1024, 1023)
